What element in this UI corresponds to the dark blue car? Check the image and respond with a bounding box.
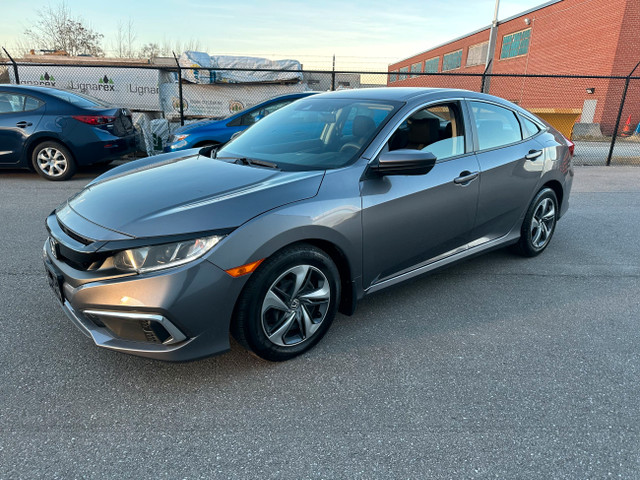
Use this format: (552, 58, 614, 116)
(0, 85, 136, 181)
(164, 92, 316, 152)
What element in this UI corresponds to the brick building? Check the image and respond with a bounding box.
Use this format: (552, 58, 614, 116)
(387, 0, 640, 136)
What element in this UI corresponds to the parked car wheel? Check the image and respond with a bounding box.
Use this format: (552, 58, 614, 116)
(232, 244, 340, 361)
(32, 141, 76, 181)
(514, 188, 558, 257)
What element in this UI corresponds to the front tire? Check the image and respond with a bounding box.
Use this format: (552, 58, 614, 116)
(232, 244, 340, 361)
(31, 141, 76, 181)
(514, 187, 558, 257)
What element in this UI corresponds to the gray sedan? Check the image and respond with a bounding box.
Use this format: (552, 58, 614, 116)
(43, 87, 573, 362)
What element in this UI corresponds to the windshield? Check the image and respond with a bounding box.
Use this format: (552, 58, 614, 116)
(45, 89, 105, 108)
(216, 96, 401, 170)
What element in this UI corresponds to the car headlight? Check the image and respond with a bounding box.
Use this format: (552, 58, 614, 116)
(112, 235, 222, 273)
(171, 134, 189, 143)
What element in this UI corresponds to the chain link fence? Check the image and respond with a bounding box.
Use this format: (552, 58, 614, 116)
(2, 60, 640, 165)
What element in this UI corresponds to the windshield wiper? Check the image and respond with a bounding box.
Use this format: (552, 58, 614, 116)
(216, 156, 279, 169)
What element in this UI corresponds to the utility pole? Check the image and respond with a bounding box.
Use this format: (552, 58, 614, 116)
(483, 0, 500, 93)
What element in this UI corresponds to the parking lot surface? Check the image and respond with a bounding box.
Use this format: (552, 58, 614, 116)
(1, 165, 639, 479)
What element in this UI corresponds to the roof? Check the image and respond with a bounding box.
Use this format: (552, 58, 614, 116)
(316, 87, 452, 101)
(391, 0, 563, 66)
(0, 84, 67, 95)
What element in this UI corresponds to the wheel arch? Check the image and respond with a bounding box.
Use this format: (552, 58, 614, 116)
(228, 236, 358, 321)
(24, 135, 75, 170)
(297, 238, 357, 316)
(541, 179, 564, 213)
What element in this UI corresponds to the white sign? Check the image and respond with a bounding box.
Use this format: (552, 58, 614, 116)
(10, 65, 162, 111)
(159, 83, 306, 119)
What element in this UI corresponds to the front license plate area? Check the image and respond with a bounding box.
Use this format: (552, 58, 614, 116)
(44, 260, 65, 303)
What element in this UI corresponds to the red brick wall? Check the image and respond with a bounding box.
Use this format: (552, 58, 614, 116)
(389, 28, 490, 92)
(611, 0, 640, 135)
(388, 0, 637, 135)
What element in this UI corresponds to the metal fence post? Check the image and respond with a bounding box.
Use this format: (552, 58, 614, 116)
(481, 60, 492, 93)
(172, 51, 185, 126)
(606, 60, 640, 166)
(2, 47, 19, 84)
(331, 55, 336, 91)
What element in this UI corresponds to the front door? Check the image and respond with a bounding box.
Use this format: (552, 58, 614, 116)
(361, 101, 480, 288)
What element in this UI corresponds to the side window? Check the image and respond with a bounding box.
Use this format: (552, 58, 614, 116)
(263, 99, 292, 115)
(387, 102, 465, 161)
(24, 96, 44, 112)
(519, 114, 541, 139)
(471, 101, 523, 150)
(241, 100, 293, 127)
(240, 109, 262, 126)
(0, 93, 26, 114)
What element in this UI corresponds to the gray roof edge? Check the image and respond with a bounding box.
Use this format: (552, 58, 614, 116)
(389, 0, 563, 68)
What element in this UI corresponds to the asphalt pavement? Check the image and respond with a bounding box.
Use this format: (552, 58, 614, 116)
(1, 165, 639, 479)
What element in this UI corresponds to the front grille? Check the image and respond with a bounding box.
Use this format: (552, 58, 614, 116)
(58, 219, 92, 245)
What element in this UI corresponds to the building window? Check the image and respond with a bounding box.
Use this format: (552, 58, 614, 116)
(500, 29, 531, 59)
(466, 42, 489, 67)
(399, 66, 409, 80)
(424, 57, 439, 73)
(442, 50, 462, 71)
(389, 71, 398, 83)
(338, 81, 351, 87)
(410, 62, 422, 77)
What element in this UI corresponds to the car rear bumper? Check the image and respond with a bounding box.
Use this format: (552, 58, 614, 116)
(79, 134, 137, 165)
(42, 239, 245, 362)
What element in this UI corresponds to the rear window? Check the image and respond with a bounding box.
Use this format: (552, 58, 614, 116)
(0, 93, 43, 113)
(46, 89, 104, 108)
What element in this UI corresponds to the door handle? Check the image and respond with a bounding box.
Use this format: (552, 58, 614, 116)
(454, 171, 479, 185)
(16, 121, 33, 128)
(525, 149, 543, 160)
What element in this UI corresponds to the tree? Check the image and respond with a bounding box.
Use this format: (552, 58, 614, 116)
(24, 1, 104, 56)
(113, 19, 137, 58)
(139, 43, 160, 59)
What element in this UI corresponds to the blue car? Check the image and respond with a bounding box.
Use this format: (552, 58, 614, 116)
(164, 92, 316, 152)
(0, 85, 136, 181)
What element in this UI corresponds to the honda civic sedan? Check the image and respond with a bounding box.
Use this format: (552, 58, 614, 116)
(43, 87, 573, 362)
(0, 85, 136, 181)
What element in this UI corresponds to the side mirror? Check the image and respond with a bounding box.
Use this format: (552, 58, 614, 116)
(373, 149, 436, 176)
(199, 144, 220, 158)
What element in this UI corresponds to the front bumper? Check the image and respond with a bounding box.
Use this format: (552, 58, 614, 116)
(43, 239, 245, 361)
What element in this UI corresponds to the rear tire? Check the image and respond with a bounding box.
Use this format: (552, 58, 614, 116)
(513, 188, 558, 257)
(231, 244, 340, 361)
(31, 141, 76, 181)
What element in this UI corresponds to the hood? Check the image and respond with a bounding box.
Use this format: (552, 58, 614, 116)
(64, 153, 324, 239)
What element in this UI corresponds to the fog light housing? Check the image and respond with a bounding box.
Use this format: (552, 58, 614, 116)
(82, 310, 186, 345)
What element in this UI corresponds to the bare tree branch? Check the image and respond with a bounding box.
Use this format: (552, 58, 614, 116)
(24, 1, 104, 56)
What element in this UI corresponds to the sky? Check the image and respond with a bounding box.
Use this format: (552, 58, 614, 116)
(0, 0, 546, 68)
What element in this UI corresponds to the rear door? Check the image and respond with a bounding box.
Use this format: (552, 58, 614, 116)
(467, 100, 544, 243)
(0, 92, 45, 165)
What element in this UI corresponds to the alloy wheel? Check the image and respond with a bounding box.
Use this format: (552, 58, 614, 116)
(261, 265, 331, 347)
(36, 147, 68, 178)
(530, 197, 556, 250)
